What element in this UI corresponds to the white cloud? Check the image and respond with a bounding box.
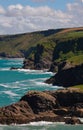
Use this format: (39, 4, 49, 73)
(0, 6, 5, 14)
(0, 1, 83, 34)
(66, 2, 83, 26)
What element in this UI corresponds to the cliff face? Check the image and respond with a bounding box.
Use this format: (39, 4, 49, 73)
(22, 44, 52, 70)
(0, 29, 60, 58)
(0, 27, 83, 69)
(0, 89, 83, 124)
(46, 63, 83, 87)
(22, 27, 83, 70)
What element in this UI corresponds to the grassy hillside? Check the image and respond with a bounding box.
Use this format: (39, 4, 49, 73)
(0, 29, 61, 58)
(0, 27, 83, 67)
(30, 27, 83, 67)
(0, 32, 44, 57)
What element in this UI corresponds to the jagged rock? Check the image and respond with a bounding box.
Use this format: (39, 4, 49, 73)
(0, 89, 83, 124)
(20, 91, 57, 114)
(46, 64, 83, 87)
(0, 101, 35, 124)
(65, 117, 82, 125)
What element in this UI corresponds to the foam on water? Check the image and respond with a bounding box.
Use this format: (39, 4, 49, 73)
(0, 122, 83, 130)
(0, 84, 9, 88)
(0, 68, 10, 71)
(0, 59, 83, 130)
(0, 58, 57, 107)
(17, 68, 54, 75)
(0, 121, 65, 127)
(3, 90, 18, 97)
(29, 121, 65, 126)
(78, 118, 83, 123)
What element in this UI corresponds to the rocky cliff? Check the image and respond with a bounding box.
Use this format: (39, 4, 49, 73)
(0, 89, 83, 125)
(22, 27, 83, 70)
(46, 63, 83, 87)
(0, 27, 83, 70)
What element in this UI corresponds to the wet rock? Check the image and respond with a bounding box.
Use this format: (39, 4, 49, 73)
(65, 117, 82, 125)
(0, 89, 83, 125)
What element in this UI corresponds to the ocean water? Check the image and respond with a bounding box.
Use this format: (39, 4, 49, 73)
(0, 58, 83, 130)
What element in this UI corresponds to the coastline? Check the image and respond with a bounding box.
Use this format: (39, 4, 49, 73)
(0, 121, 83, 130)
(0, 58, 83, 126)
(0, 89, 83, 125)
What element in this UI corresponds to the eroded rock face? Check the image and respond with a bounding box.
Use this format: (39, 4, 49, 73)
(46, 64, 83, 87)
(20, 91, 57, 114)
(0, 101, 35, 124)
(22, 44, 52, 70)
(65, 117, 82, 125)
(0, 89, 83, 124)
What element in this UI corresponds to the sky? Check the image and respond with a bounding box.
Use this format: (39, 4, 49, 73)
(0, 0, 83, 34)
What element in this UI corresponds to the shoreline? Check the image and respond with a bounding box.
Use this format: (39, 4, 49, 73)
(0, 120, 83, 127)
(0, 89, 83, 125)
(0, 59, 83, 125)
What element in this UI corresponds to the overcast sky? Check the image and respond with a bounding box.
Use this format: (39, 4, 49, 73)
(0, 0, 83, 34)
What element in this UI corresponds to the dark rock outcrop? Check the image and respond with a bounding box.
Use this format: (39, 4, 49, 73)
(49, 61, 73, 72)
(22, 44, 52, 70)
(0, 89, 83, 125)
(65, 117, 82, 125)
(46, 64, 83, 87)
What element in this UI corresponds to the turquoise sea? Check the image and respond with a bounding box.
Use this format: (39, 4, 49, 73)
(0, 58, 83, 130)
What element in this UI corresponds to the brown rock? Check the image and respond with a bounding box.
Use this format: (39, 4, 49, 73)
(65, 117, 82, 125)
(20, 91, 57, 114)
(0, 89, 83, 124)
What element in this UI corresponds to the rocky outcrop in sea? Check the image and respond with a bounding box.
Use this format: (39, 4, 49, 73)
(0, 89, 83, 125)
(46, 63, 83, 87)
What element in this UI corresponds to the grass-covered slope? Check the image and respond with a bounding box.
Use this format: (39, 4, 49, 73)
(52, 30, 83, 64)
(0, 29, 61, 58)
(23, 27, 83, 69)
(0, 27, 83, 87)
(0, 27, 83, 69)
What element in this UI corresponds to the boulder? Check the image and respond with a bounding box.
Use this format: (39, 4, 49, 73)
(0, 89, 83, 124)
(65, 117, 82, 125)
(20, 91, 57, 114)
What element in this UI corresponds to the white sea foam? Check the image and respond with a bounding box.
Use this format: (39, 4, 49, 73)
(18, 68, 35, 72)
(3, 90, 18, 97)
(0, 68, 10, 71)
(78, 118, 83, 123)
(35, 81, 50, 86)
(17, 68, 54, 75)
(17, 69, 45, 74)
(0, 121, 65, 127)
(0, 82, 20, 89)
(0, 84, 9, 88)
(29, 121, 56, 126)
(6, 62, 22, 65)
(51, 85, 63, 89)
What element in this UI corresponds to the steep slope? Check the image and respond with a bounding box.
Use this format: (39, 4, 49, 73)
(23, 27, 83, 70)
(46, 63, 83, 87)
(0, 29, 61, 58)
(0, 27, 83, 70)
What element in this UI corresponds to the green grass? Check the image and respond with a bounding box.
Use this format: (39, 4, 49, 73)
(54, 31, 83, 41)
(67, 54, 83, 65)
(70, 84, 83, 91)
(0, 27, 83, 58)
